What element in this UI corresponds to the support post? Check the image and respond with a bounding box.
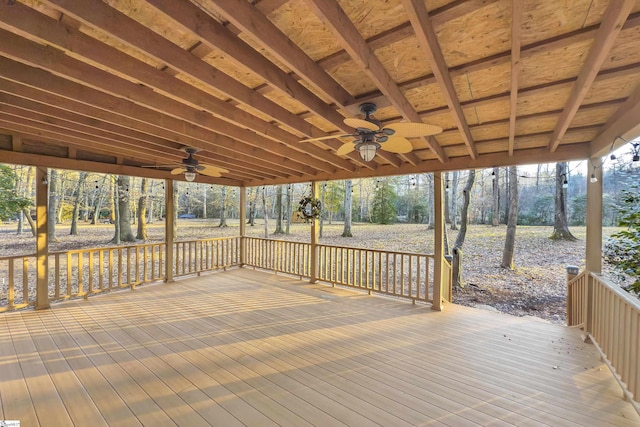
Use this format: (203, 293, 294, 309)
(165, 179, 174, 283)
(584, 161, 603, 335)
(35, 166, 50, 310)
(310, 181, 319, 283)
(432, 171, 444, 311)
(239, 186, 246, 266)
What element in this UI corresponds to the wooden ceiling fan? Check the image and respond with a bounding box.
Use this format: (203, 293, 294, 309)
(301, 103, 442, 161)
(142, 147, 228, 181)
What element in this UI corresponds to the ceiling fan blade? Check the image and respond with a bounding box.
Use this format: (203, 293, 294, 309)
(301, 134, 351, 142)
(384, 122, 442, 138)
(170, 167, 185, 175)
(336, 142, 355, 156)
(381, 136, 413, 154)
(198, 164, 227, 177)
(344, 118, 379, 131)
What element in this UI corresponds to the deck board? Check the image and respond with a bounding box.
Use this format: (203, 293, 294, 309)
(1, 268, 638, 426)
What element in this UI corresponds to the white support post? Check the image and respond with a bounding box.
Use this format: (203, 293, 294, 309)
(165, 179, 174, 283)
(35, 166, 50, 310)
(239, 186, 246, 267)
(432, 171, 444, 311)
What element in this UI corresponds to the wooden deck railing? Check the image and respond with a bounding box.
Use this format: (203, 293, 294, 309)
(589, 273, 640, 408)
(317, 244, 435, 304)
(49, 243, 167, 301)
(568, 271, 640, 408)
(244, 237, 311, 277)
(174, 237, 240, 278)
(566, 270, 588, 327)
(0, 254, 37, 311)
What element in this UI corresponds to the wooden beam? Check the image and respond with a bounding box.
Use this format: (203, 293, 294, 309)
(248, 143, 591, 186)
(548, 0, 634, 152)
(304, 0, 447, 164)
(590, 82, 640, 157)
(432, 171, 444, 311)
(35, 166, 50, 310)
(402, 0, 477, 160)
(0, 146, 243, 186)
(508, 0, 523, 156)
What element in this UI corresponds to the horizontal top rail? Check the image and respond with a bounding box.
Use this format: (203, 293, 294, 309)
(590, 272, 640, 311)
(0, 253, 36, 261)
(318, 242, 435, 258)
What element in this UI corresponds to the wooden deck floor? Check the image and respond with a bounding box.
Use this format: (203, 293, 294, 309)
(0, 268, 638, 426)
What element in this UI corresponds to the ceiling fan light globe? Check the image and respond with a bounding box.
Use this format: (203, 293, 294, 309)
(357, 142, 379, 162)
(184, 171, 196, 182)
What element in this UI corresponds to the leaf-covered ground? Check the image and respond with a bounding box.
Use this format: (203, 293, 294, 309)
(0, 219, 628, 323)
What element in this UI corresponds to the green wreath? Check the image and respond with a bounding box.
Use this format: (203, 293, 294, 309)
(297, 196, 322, 222)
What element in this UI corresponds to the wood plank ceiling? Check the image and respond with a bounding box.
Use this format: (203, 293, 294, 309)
(1, 0, 640, 186)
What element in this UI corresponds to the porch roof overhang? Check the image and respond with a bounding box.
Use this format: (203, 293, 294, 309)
(1, 0, 640, 187)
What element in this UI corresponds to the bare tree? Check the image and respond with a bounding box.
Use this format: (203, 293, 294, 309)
(70, 172, 87, 235)
(247, 187, 256, 226)
(454, 170, 476, 250)
(444, 172, 451, 224)
(285, 185, 292, 234)
(501, 167, 519, 269)
(550, 162, 577, 241)
(492, 167, 500, 226)
(47, 169, 59, 242)
(112, 175, 135, 243)
(319, 183, 326, 238)
(342, 179, 353, 237)
(450, 170, 459, 230)
(136, 178, 148, 240)
(274, 185, 284, 234)
(261, 186, 268, 238)
(218, 186, 228, 228)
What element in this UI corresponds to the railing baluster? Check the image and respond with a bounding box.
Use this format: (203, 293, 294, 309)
(8, 259, 14, 309)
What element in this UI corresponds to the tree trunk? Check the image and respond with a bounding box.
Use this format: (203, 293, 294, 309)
(70, 172, 87, 235)
(454, 170, 476, 249)
(218, 186, 228, 228)
(247, 187, 256, 226)
(342, 180, 353, 237)
(550, 162, 577, 241)
(262, 186, 268, 238)
(136, 178, 148, 240)
(47, 169, 59, 242)
(91, 175, 108, 224)
(22, 207, 36, 237)
(202, 185, 207, 219)
(492, 167, 500, 226)
(450, 171, 459, 230)
(274, 185, 284, 234)
(112, 175, 135, 242)
(427, 174, 435, 230)
(501, 167, 519, 269)
(111, 178, 120, 244)
(56, 171, 67, 224)
(285, 185, 292, 234)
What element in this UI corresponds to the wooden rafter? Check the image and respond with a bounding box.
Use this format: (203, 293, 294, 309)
(304, 0, 447, 165)
(32, 0, 359, 172)
(508, 0, 523, 156)
(590, 82, 640, 157)
(402, 0, 477, 160)
(548, 0, 635, 152)
(143, 0, 372, 169)
(200, 0, 404, 168)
